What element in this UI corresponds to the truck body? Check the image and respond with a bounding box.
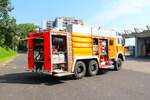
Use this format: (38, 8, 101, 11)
(27, 25, 125, 79)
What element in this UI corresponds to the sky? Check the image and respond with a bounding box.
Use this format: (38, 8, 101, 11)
(11, 0, 150, 31)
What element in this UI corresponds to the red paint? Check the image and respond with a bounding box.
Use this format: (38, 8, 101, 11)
(51, 31, 67, 34)
(31, 32, 43, 37)
(27, 31, 52, 72)
(28, 34, 34, 70)
(44, 31, 52, 72)
(146, 52, 150, 55)
(100, 55, 109, 68)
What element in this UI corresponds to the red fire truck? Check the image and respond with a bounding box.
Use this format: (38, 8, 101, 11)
(25, 25, 125, 79)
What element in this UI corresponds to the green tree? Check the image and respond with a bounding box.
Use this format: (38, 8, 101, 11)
(0, 0, 13, 18)
(0, 0, 38, 50)
(17, 23, 39, 39)
(16, 23, 39, 51)
(0, 17, 17, 49)
(0, 0, 16, 49)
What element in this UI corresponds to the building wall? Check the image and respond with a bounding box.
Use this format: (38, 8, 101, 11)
(42, 17, 84, 30)
(145, 37, 150, 56)
(135, 37, 150, 57)
(123, 29, 150, 57)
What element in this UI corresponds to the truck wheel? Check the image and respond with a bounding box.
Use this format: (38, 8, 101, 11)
(73, 61, 86, 79)
(114, 58, 122, 71)
(87, 60, 98, 76)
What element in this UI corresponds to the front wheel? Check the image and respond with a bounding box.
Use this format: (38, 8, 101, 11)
(73, 61, 86, 79)
(114, 58, 122, 71)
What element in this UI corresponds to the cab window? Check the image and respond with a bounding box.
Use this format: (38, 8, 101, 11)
(122, 38, 125, 46)
(117, 38, 121, 45)
(118, 38, 125, 46)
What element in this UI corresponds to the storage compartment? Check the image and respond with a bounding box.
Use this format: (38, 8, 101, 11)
(52, 35, 67, 70)
(33, 38, 44, 71)
(52, 52, 66, 64)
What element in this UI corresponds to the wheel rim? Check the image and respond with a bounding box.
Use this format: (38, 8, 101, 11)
(118, 60, 121, 67)
(77, 65, 84, 74)
(91, 64, 97, 71)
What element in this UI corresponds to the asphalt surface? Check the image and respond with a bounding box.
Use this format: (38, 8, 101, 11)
(0, 54, 150, 100)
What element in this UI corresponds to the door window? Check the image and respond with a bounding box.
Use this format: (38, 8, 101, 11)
(109, 40, 114, 45)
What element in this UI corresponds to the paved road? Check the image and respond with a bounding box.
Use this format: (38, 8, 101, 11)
(0, 54, 150, 100)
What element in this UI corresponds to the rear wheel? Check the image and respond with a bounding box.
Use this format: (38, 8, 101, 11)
(87, 60, 98, 76)
(73, 61, 86, 79)
(114, 58, 122, 71)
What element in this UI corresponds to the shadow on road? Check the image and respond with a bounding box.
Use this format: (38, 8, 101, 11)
(0, 69, 112, 86)
(0, 72, 74, 86)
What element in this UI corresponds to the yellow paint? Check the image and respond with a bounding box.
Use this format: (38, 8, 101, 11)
(74, 53, 92, 56)
(108, 38, 116, 58)
(72, 42, 92, 48)
(72, 37, 92, 43)
(72, 33, 93, 56)
(117, 45, 125, 54)
(71, 32, 125, 60)
(72, 33, 91, 37)
(73, 48, 92, 56)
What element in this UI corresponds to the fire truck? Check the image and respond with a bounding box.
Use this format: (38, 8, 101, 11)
(26, 25, 125, 79)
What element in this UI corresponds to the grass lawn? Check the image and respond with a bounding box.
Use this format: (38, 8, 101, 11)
(0, 47, 17, 63)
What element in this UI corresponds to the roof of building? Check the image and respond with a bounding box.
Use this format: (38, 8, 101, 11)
(123, 25, 150, 38)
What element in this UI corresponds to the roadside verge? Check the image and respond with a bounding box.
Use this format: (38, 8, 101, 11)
(0, 47, 17, 67)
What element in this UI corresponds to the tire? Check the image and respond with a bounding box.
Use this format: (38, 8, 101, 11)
(87, 60, 99, 76)
(114, 58, 122, 71)
(73, 61, 86, 79)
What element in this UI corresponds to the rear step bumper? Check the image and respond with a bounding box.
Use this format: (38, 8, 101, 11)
(53, 70, 74, 77)
(53, 72, 74, 77)
(101, 65, 114, 69)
